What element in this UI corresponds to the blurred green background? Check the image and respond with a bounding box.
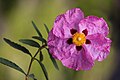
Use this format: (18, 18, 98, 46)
(0, 0, 119, 80)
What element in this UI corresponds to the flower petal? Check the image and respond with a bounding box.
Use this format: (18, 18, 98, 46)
(48, 29, 75, 60)
(61, 46, 94, 70)
(53, 8, 84, 38)
(86, 33, 112, 61)
(53, 14, 71, 38)
(78, 16, 109, 36)
(65, 8, 84, 24)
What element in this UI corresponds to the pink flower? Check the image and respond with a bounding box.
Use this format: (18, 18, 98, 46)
(47, 8, 112, 70)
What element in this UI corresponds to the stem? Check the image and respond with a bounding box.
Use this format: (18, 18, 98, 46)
(34, 43, 47, 58)
(25, 58, 33, 80)
(27, 59, 33, 75)
(25, 44, 47, 80)
(25, 77, 28, 80)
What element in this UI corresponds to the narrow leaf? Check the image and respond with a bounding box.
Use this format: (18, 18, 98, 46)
(47, 48, 59, 70)
(29, 74, 37, 80)
(3, 38, 32, 57)
(19, 39, 40, 48)
(32, 21, 42, 37)
(35, 59, 48, 80)
(39, 62, 48, 80)
(39, 51, 43, 62)
(44, 24, 49, 34)
(0, 57, 26, 75)
(32, 36, 46, 43)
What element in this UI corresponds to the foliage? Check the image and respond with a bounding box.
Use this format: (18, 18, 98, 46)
(0, 21, 59, 80)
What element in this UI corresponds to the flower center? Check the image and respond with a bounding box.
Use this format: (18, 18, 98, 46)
(72, 32, 86, 46)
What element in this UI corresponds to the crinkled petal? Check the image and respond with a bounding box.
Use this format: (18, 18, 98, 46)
(78, 21, 96, 34)
(65, 8, 84, 24)
(78, 16, 109, 36)
(61, 46, 94, 70)
(86, 33, 112, 61)
(53, 8, 84, 38)
(48, 29, 75, 60)
(53, 14, 71, 38)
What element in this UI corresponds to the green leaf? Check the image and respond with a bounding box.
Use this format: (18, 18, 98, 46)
(39, 51, 43, 62)
(0, 57, 26, 75)
(32, 21, 42, 37)
(46, 48, 59, 70)
(3, 38, 32, 57)
(39, 62, 48, 80)
(29, 74, 37, 80)
(19, 39, 40, 48)
(35, 59, 48, 80)
(44, 24, 49, 34)
(32, 36, 46, 43)
(35, 58, 49, 80)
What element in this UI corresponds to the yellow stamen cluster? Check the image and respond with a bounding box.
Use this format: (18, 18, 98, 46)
(72, 32, 86, 46)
